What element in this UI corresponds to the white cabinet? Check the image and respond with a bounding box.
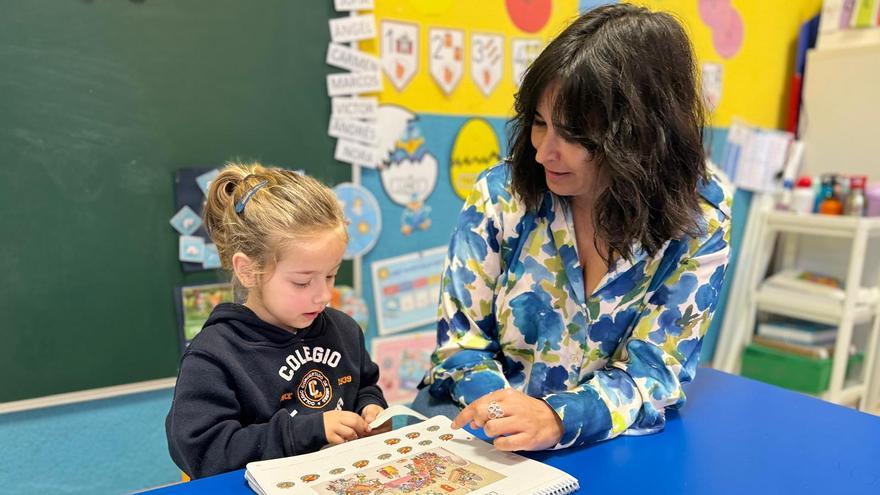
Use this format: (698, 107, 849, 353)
(719, 208, 880, 410)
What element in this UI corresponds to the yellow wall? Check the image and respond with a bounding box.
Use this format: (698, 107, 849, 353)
(635, 0, 822, 129)
(362, 0, 823, 128)
(361, 0, 579, 117)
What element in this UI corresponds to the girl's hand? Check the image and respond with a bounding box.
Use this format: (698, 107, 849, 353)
(451, 388, 563, 451)
(323, 410, 367, 445)
(360, 404, 391, 436)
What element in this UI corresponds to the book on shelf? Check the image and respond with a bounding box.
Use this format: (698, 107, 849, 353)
(762, 269, 879, 304)
(245, 405, 580, 495)
(752, 335, 833, 360)
(756, 318, 837, 345)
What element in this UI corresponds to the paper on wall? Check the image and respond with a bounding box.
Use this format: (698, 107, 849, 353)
(331, 96, 379, 120)
(329, 13, 376, 44)
(334, 138, 382, 168)
(328, 115, 380, 145)
(333, 0, 374, 12)
(327, 70, 382, 96)
(510, 38, 542, 87)
(428, 28, 464, 95)
(179, 235, 206, 263)
(380, 20, 419, 92)
(470, 33, 504, 97)
(326, 43, 380, 73)
(169, 205, 202, 236)
(701, 62, 723, 112)
(371, 331, 437, 405)
(371, 247, 446, 335)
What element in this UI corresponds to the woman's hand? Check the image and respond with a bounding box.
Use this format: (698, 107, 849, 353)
(451, 388, 563, 451)
(323, 410, 367, 445)
(360, 404, 391, 436)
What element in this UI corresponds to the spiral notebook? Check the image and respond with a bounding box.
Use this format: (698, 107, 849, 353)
(245, 405, 580, 495)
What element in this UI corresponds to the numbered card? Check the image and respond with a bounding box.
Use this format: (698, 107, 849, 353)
(380, 20, 419, 92)
(470, 33, 504, 97)
(511, 38, 542, 87)
(428, 28, 464, 95)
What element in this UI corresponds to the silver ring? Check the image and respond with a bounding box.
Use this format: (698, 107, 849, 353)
(487, 400, 504, 420)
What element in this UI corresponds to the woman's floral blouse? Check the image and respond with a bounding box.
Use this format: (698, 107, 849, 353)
(424, 163, 732, 449)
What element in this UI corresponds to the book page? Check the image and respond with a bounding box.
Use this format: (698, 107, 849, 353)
(246, 415, 578, 495)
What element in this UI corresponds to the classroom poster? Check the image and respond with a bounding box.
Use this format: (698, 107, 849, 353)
(370, 247, 446, 335)
(177, 283, 234, 348)
(371, 330, 436, 404)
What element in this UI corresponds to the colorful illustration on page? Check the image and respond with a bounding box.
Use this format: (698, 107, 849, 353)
(312, 447, 505, 495)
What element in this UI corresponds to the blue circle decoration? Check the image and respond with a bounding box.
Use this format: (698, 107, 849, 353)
(333, 182, 382, 259)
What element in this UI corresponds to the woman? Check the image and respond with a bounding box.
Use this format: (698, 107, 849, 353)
(415, 4, 732, 452)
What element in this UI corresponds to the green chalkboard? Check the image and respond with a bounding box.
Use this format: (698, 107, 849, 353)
(0, 0, 352, 402)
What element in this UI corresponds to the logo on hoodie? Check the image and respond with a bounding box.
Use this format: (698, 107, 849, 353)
(297, 369, 333, 409)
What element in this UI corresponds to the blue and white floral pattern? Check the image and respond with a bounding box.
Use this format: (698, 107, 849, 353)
(425, 163, 732, 448)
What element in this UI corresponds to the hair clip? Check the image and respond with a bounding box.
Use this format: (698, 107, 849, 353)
(234, 180, 269, 214)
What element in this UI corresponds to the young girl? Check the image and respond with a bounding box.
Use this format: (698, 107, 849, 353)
(166, 162, 387, 479)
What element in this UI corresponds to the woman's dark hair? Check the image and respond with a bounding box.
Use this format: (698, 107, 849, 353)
(508, 3, 707, 266)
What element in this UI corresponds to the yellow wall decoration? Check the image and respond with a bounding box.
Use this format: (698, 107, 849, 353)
(634, 0, 822, 129)
(449, 118, 502, 199)
(360, 0, 579, 117)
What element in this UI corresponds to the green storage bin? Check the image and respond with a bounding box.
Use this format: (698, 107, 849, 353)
(741, 343, 863, 395)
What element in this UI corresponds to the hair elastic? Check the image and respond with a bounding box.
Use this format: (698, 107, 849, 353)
(234, 180, 269, 214)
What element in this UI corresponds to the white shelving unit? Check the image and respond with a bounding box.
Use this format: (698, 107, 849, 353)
(724, 209, 880, 410)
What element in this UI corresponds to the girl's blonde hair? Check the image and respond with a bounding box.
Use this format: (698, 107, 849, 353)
(202, 161, 347, 291)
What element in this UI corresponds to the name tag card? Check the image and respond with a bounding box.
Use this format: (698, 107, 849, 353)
(326, 43, 380, 73)
(326, 70, 382, 96)
(334, 0, 374, 12)
(331, 96, 378, 120)
(327, 116, 379, 145)
(334, 139, 382, 168)
(329, 14, 376, 43)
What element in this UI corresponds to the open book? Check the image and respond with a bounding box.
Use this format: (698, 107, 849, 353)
(245, 405, 580, 495)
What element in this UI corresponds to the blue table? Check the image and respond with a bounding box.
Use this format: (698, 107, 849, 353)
(146, 369, 880, 494)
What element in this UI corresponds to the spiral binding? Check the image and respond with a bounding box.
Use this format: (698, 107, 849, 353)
(532, 477, 580, 495)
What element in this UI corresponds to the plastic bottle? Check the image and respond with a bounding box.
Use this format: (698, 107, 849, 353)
(818, 174, 844, 215)
(775, 178, 794, 211)
(866, 183, 880, 217)
(814, 174, 834, 212)
(846, 176, 867, 216)
(791, 176, 815, 214)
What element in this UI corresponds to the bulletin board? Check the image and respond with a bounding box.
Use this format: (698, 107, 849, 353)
(348, 1, 579, 351)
